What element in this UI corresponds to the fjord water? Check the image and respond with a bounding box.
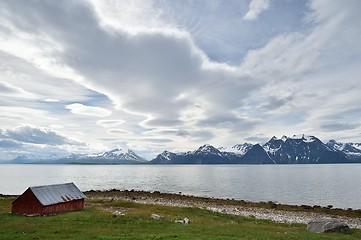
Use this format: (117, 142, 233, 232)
(1, 164, 360, 209)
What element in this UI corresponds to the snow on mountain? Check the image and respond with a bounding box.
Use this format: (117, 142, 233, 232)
(89, 148, 144, 161)
(151, 144, 237, 164)
(150, 135, 359, 164)
(78, 148, 145, 162)
(262, 135, 348, 164)
(4, 135, 361, 165)
(220, 143, 254, 156)
(289, 134, 318, 143)
(49, 148, 146, 164)
(327, 140, 361, 158)
(239, 144, 275, 164)
(327, 139, 345, 151)
(194, 144, 222, 156)
(159, 151, 174, 161)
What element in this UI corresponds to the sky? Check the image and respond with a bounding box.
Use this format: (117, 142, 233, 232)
(0, 0, 361, 160)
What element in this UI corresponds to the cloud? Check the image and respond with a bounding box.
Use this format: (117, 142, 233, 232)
(244, 135, 270, 143)
(96, 119, 125, 128)
(107, 129, 133, 135)
(0, 0, 258, 135)
(0, 139, 23, 149)
(0, 125, 83, 146)
(259, 95, 294, 111)
(243, 0, 270, 21)
(66, 103, 112, 117)
(0, 0, 360, 158)
(176, 129, 190, 137)
(0, 82, 23, 94)
(135, 138, 173, 143)
(0, 81, 35, 98)
(320, 122, 360, 132)
(44, 98, 60, 102)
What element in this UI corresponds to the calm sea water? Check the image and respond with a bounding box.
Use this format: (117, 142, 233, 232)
(1, 164, 360, 209)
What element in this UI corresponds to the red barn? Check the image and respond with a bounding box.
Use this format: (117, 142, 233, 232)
(12, 182, 85, 216)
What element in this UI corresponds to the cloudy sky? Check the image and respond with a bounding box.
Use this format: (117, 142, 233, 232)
(0, 0, 360, 160)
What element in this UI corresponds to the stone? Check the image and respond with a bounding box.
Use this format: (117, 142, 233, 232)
(175, 217, 190, 224)
(112, 211, 125, 217)
(151, 214, 163, 220)
(307, 219, 350, 233)
(183, 217, 190, 224)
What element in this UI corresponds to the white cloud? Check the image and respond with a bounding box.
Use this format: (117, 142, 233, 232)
(0, 139, 23, 149)
(0, 125, 83, 146)
(243, 0, 270, 21)
(0, 81, 35, 98)
(44, 98, 60, 102)
(0, 106, 55, 122)
(50, 124, 64, 129)
(90, 0, 166, 33)
(320, 122, 360, 132)
(66, 103, 112, 117)
(96, 119, 125, 128)
(0, 0, 360, 159)
(107, 129, 133, 135)
(238, 0, 361, 141)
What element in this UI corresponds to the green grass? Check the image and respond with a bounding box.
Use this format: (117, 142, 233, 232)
(0, 197, 360, 239)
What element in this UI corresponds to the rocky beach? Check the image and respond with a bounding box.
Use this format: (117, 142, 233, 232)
(85, 189, 361, 229)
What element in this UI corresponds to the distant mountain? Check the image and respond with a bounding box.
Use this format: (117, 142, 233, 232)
(150, 144, 237, 164)
(2, 154, 63, 164)
(4, 135, 361, 165)
(219, 143, 253, 156)
(238, 144, 275, 164)
(150, 135, 359, 164)
(56, 149, 146, 164)
(326, 139, 361, 161)
(263, 135, 349, 164)
(149, 150, 180, 164)
(5, 149, 146, 164)
(3, 155, 34, 164)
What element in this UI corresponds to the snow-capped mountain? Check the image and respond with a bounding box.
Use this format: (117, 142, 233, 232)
(3, 153, 66, 164)
(85, 149, 145, 162)
(57, 148, 146, 164)
(146, 150, 178, 164)
(327, 139, 361, 159)
(4, 135, 361, 165)
(3, 149, 146, 164)
(194, 144, 222, 156)
(238, 144, 275, 164)
(150, 144, 237, 164)
(219, 143, 253, 156)
(262, 135, 348, 164)
(150, 134, 359, 164)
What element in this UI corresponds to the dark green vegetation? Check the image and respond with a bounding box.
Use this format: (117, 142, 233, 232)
(0, 196, 360, 240)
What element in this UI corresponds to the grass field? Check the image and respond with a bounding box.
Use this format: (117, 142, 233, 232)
(0, 197, 360, 240)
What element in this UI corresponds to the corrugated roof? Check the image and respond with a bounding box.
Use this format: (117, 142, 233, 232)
(30, 182, 85, 206)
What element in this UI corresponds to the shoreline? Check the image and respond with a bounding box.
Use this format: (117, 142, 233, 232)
(84, 189, 361, 229)
(3, 189, 360, 229)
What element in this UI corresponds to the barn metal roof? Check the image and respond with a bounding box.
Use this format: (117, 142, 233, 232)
(29, 182, 85, 206)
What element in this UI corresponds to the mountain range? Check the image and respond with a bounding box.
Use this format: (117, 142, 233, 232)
(2, 135, 361, 164)
(150, 135, 361, 164)
(3, 149, 146, 164)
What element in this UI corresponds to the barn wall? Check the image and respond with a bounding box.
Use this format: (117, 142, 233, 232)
(12, 189, 43, 215)
(42, 199, 84, 215)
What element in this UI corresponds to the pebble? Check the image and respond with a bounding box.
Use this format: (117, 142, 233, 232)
(112, 211, 125, 217)
(175, 217, 190, 224)
(151, 213, 164, 220)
